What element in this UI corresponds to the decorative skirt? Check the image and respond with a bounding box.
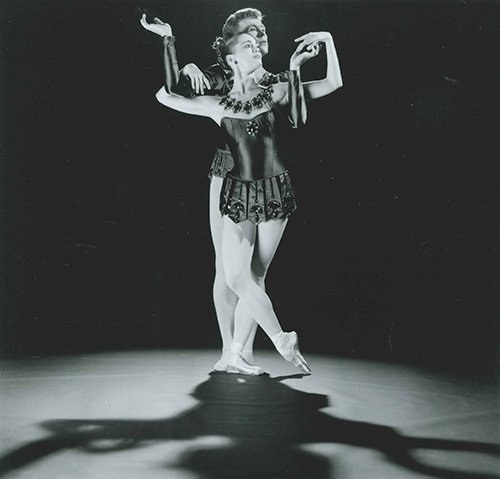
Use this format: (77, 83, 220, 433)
(220, 171, 297, 225)
(208, 146, 235, 180)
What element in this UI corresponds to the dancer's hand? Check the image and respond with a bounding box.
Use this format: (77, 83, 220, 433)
(294, 31, 332, 52)
(140, 14, 173, 37)
(180, 63, 212, 94)
(289, 41, 321, 70)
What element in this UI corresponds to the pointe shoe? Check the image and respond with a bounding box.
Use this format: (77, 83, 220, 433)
(213, 350, 231, 372)
(226, 352, 264, 376)
(241, 350, 255, 366)
(276, 331, 312, 375)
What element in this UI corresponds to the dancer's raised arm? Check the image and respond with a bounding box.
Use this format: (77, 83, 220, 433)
(141, 15, 218, 96)
(140, 15, 182, 94)
(292, 31, 343, 100)
(141, 15, 222, 122)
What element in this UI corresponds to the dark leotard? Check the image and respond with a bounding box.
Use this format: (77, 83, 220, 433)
(221, 109, 287, 181)
(219, 105, 297, 224)
(207, 71, 299, 181)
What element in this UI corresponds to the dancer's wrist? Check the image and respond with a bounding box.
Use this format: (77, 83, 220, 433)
(163, 35, 176, 44)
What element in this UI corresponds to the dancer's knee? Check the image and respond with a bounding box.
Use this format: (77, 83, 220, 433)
(251, 263, 268, 288)
(225, 271, 251, 296)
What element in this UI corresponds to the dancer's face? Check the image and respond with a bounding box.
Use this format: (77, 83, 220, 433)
(236, 17, 268, 56)
(227, 34, 263, 71)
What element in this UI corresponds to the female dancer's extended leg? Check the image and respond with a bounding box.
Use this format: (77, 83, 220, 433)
(222, 217, 311, 374)
(222, 217, 284, 338)
(209, 177, 285, 369)
(235, 218, 289, 357)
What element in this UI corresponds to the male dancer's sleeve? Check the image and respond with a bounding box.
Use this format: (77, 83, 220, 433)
(287, 69, 307, 128)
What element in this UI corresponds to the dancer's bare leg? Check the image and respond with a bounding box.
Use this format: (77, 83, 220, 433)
(223, 218, 284, 339)
(222, 217, 311, 374)
(237, 219, 289, 359)
(209, 177, 238, 369)
(233, 302, 257, 363)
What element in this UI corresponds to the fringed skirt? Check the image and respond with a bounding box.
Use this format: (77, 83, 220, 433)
(220, 171, 297, 225)
(208, 146, 235, 180)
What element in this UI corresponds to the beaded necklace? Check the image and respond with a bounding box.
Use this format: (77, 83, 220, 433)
(219, 85, 274, 114)
(258, 72, 284, 87)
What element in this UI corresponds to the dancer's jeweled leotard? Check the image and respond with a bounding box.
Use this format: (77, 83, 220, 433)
(219, 106, 297, 224)
(207, 71, 292, 180)
(221, 108, 287, 181)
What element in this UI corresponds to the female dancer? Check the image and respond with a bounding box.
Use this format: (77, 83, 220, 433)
(148, 20, 342, 374)
(142, 9, 308, 371)
(141, 12, 342, 373)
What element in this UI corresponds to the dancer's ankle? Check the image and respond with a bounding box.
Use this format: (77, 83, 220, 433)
(241, 350, 254, 365)
(270, 330, 286, 350)
(213, 349, 232, 372)
(227, 347, 263, 376)
(231, 342, 245, 354)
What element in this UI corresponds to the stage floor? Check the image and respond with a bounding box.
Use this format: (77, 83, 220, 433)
(1, 350, 498, 479)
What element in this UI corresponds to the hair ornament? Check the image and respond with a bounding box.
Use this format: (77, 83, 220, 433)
(212, 36, 225, 67)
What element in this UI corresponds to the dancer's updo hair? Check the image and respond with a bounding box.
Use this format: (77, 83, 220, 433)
(211, 34, 243, 71)
(211, 36, 227, 69)
(212, 8, 264, 70)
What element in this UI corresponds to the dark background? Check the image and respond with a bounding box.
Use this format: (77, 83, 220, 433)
(1, 0, 498, 372)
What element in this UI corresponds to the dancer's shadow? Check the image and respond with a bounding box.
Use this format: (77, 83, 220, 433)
(0, 372, 498, 479)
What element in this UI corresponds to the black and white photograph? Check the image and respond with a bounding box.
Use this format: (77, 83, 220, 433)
(1, 0, 499, 477)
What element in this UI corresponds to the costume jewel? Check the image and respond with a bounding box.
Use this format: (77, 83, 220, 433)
(259, 72, 280, 87)
(250, 204, 264, 215)
(231, 201, 245, 212)
(246, 120, 259, 136)
(250, 204, 263, 222)
(219, 85, 274, 114)
(266, 199, 282, 219)
(230, 201, 245, 221)
(225, 97, 236, 109)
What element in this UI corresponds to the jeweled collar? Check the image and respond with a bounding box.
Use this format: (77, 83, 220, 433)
(219, 85, 274, 114)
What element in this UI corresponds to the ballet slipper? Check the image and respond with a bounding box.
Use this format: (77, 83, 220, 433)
(213, 350, 231, 372)
(241, 350, 255, 365)
(226, 351, 264, 376)
(273, 331, 311, 375)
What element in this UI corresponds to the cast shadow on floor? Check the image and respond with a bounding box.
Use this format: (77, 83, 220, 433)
(0, 372, 498, 478)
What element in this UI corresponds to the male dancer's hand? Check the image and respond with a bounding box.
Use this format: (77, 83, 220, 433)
(140, 14, 173, 37)
(180, 63, 212, 95)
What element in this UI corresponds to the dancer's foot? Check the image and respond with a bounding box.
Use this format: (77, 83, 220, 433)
(213, 350, 231, 372)
(213, 349, 255, 372)
(226, 343, 264, 375)
(271, 331, 311, 375)
(241, 350, 254, 365)
(226, 352, 264, 375)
